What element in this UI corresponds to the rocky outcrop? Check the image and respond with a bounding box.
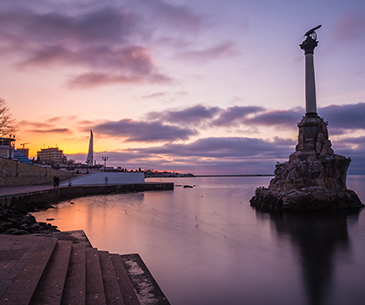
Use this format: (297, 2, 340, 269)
(0, 200, 59, 235)
(250, 186, 361, 210)
(250, 114, 363, 209)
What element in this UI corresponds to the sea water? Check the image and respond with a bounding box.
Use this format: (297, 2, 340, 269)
(34, 176, 365, 305)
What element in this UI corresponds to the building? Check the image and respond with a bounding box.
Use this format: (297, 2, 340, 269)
(0, 137, 15, 159)
(37, 147, 66, 164)
(17, 148, 29, 158)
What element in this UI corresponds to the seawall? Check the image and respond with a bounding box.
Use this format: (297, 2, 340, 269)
(0, 157, 75, 186)
(0, 182, 174, 208)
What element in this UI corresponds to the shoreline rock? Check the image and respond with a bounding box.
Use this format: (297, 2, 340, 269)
(250, 186, 363, 210)
(0, 201, 59, 235)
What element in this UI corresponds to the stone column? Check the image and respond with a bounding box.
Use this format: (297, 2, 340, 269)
(300, 36, 318, 115)
(296, 30, 325, 153)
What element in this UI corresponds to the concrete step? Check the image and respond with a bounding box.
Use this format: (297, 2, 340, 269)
(85, 247, 107, 305)
(0, 236, 39, 298)
(98, 251, 125, 305)
(110, 254, 140, 305)
(1, 236, 58, 305)
(61, 243, 86, 305)
(29, 239, 73, 305)
(0, 233, 168, 305)
(120, 254, 170, 305)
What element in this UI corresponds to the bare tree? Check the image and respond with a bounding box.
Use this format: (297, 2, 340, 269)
(0, 98, 18, 137)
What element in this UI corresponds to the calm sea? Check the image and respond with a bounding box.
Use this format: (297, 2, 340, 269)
(34, 176, 365, 305)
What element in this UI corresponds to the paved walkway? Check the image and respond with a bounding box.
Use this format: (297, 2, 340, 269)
(0, 184, 55, 197)
(0, 232, 170, 305)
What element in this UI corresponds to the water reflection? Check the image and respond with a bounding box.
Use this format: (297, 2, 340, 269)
(255, 209, 362, 305)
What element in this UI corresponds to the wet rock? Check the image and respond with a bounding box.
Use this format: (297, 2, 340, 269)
(22, 214, 37, 225)
(5, 228, 30, 235)
(251, 186, 362, 210)
(0, 201, 59, 235)
(251, 114, 363, 210)
(34, 201, 53, 210)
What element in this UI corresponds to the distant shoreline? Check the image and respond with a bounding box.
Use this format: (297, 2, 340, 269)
(146, 174, 274, 178)
(194, 174, 274, 177)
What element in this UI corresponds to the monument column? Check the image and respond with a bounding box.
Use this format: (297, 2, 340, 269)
(250, 25, 363, 210)
(300, 26, 320, 115)
(295, 26, 325, 152)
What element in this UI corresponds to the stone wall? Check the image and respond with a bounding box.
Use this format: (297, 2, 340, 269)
(0, 183, 174, 208)
(0, 157, 75, 186)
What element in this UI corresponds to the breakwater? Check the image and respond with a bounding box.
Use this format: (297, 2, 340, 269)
(0, 182, 174, 208)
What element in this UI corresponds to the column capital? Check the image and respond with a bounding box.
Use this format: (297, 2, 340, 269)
(300, 36, 318, 55)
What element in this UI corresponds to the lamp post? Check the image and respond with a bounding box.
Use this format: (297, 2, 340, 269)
(102, 156, 108, 171)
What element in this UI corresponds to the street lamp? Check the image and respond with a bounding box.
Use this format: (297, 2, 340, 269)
(102, 156, 108, 171)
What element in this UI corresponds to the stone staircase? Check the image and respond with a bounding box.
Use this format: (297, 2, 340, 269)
(0, 233, 170, 305)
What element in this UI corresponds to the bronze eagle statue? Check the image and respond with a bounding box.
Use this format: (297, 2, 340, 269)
(304, 25, 322, 37)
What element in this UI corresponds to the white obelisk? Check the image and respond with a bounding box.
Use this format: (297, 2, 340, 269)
(86, 130, 93, 166)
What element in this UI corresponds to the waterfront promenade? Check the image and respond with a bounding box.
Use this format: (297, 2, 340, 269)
(0, 182, 174, 208)
(0, 184, 54, 196)
(0, 232, 170, 305)
(0, 182, 173, 304)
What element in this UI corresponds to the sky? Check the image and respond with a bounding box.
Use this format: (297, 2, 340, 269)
(1, 0, 365, 175)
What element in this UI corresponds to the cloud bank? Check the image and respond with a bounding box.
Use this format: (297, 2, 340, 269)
(93, 119, 197, 142)
(0, 3, 176, 88)
(21, 101, 365, 174)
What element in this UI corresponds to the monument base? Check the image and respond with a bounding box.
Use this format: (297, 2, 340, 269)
(250, 115, 363, 210)
(250, 186, 362, 210)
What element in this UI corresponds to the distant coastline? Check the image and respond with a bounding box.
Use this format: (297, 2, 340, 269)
(194, 174, 274, 177)
(146, 174, 274, 178)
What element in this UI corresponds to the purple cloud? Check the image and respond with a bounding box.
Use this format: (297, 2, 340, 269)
(213, 106, 265, 127)
(93, 119, 197, 142)
(140, 92, 166, 99)
(129, 137, 295, 159)
(19, 120, 53, 128)
(0, 6, 139, 42)
(46, 116, 78, 123)
(132, 0, 203, 33)
(228, 103, 365, 132)
(335, 14, 365, 42)
(68, 136, 295, 174)
(177, 42, 238, 63)
(243, 107, 303, 127)
(69, 134, 365, 175)
(147, 105, 221, 126)
(68, 71, 171, 88)
(29, 128, 70, 134)
(331, 136, 365, 175)
(0, 5, 171, 87)
(22, 45, 157, 72)
(320, 103, 365, 130)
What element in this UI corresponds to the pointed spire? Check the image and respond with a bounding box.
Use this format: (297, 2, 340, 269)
(86, 130, 93, 166)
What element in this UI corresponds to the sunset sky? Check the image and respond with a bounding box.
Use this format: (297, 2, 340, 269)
(1, 0, 364, 174)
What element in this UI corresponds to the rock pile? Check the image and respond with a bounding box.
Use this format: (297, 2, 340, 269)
(0, 201, 59, 235)
(250, 114, 363, 209)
